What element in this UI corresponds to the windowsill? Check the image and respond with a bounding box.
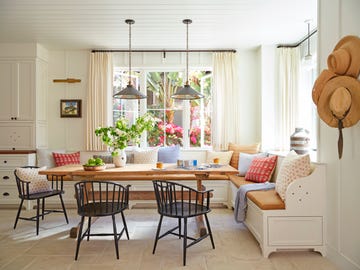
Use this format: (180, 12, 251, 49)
(267, 149, 318, 163)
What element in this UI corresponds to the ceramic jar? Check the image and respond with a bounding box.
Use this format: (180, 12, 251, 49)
(290, 128, 310, 154)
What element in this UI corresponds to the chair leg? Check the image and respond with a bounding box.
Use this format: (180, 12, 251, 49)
(59, 194, 69, 224)
(183, 218, 187, 266)
(42, 198, 45, 220)
(35, 198, 40, 235)
(204, 214, 215, 249)
(87, 217, 92, 241)
(112, 214, 119, 259)
(14, 199, 24, 229)
(120, 211, 129, 240)
(152, 215, 163, 254)
(75, 216, 85, 260)
(178, 218, 181, 239)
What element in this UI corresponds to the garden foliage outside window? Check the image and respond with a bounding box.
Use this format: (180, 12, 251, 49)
(113, 68, 212, 148)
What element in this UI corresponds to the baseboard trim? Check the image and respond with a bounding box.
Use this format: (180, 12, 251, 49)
(326, 244, 360, 270)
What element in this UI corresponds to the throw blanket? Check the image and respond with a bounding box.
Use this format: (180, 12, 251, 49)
(234, 182, 275, 223)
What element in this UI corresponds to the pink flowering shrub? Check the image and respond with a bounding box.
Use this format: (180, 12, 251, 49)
(148, 120, 183, 146)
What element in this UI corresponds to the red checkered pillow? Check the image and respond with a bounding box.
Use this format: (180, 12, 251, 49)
(52, 152, 80, 167)
(245, 155, 277, 183)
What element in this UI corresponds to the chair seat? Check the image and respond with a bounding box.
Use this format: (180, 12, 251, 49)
(79, 202, 129, 217)
(160, 202, 210, 218)
(23, 190, 64, 200)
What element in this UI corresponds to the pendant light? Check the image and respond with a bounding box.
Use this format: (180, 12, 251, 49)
(304, 20, 312, 61)
(113, 19, 146, 99)
(171, 19, 204, 100)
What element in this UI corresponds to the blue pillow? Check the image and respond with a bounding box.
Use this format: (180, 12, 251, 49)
(158, 145, 180, 163)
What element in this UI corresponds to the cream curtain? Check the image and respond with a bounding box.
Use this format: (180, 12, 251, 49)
(212, 52, 240, 150)
(276, 47, 300, 150)
(86, 52, 113, 151)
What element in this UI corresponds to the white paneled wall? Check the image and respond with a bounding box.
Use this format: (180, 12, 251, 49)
(47, 49, 260, 151)
(318, 0, 360, 269)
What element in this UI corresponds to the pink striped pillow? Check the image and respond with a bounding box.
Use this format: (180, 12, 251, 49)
(52, 152, 80, 167)
(245, 155, 278, 183)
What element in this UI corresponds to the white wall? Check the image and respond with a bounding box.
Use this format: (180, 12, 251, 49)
(318, 0, 360, 269)
(46, 49, 260, 150)
(47, 50, 89, 151)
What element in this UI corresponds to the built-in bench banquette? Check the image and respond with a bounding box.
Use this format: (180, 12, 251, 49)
(228, 154, 326, 258)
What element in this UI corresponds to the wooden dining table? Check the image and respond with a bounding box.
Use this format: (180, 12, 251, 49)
(39, 163, 238, 237)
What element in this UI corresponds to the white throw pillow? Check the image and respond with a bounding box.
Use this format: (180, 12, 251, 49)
(275, 151, 311, 201)
(37, 149, 65, 168)
(15, 166, 52, 194)
(134, 148, 159, 164)
(206, 150, 234, 165)
(238, 152, 268, 176)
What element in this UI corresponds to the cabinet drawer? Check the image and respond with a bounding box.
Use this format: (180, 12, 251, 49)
(268, 216, 323, 246)
(0, 185, 20, 205)
(0, 171, 16, 184)
(0, 155, 35, 167)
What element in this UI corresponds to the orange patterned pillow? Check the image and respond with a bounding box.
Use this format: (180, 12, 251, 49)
(245, 155, 278, 183)
(228, 143, 261, 169)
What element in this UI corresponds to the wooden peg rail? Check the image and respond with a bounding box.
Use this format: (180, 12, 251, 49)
(53, 78, 81, 83)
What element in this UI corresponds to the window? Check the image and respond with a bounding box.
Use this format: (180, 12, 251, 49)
(113, 68, 212, 148)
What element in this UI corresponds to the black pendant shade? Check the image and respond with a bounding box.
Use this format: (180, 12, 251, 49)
(172, 19, 204, 100)
(113, 19, 146, 100)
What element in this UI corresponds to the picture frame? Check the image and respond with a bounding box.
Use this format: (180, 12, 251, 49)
(60, 99, 82, 118)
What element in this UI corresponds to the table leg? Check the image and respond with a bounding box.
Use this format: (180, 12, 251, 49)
(196, 179, 207, 237)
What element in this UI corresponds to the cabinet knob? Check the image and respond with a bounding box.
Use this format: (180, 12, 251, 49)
(3, 160, 7, 164)
(11, 117, 14, 120)
(14, 117, 17, 120)
(3, 192, 10, 196)
(3, 176, 9, 180)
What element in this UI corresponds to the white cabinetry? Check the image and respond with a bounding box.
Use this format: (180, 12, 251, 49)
(0, 43, 48, 150)
(0, 61, 35, 121)
(0, 152, 36, 208)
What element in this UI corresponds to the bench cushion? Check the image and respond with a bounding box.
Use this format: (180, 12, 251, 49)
(228, 174, 255, 188)
(247, 189, 285, 210)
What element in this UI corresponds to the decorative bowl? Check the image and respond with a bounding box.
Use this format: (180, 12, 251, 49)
(83, 164, 107, 171)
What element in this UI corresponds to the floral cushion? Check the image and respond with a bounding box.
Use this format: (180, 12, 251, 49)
(134, 148, 159, 164)
(15, 167, 52, 194)
(52, 152, 80, 167)
(245, 155, 278, 183)
(275, 151, 311, 201)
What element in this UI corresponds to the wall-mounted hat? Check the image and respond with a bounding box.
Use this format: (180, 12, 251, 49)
(327, 35, 360, 78)
(317, 75, 360, 158)
(312, 69, 338, 105)
(317, 75, 360, 128)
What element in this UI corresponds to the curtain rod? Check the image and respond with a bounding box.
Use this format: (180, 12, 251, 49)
(91, 49, 236, 53)
(277, 29, 318, 48)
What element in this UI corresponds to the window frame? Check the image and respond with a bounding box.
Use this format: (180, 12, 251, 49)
(112, 66, 213, 149)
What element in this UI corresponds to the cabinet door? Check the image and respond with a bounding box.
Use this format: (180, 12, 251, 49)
(0, 62, 15, 120)
(0, 61, 34, 121)
(17, 62, 35, 120)
(0, 123, 35, 150)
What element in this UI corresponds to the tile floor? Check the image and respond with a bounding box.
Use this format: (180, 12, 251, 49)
(0, 206, 339, 270)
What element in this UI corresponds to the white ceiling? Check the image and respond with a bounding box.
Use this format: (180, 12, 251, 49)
(0, 0, 317, 50)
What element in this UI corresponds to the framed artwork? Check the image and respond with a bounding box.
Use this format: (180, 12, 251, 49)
(60, 99, 82, 118)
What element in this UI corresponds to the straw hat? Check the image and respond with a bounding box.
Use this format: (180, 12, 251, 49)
(317, 76, 360, 128)
(312, 69, 338, 104)
(327, 35, 360, 78)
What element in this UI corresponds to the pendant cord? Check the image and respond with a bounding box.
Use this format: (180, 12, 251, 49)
(186, 22, 189, 85)
(128, 22, 132, 85)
